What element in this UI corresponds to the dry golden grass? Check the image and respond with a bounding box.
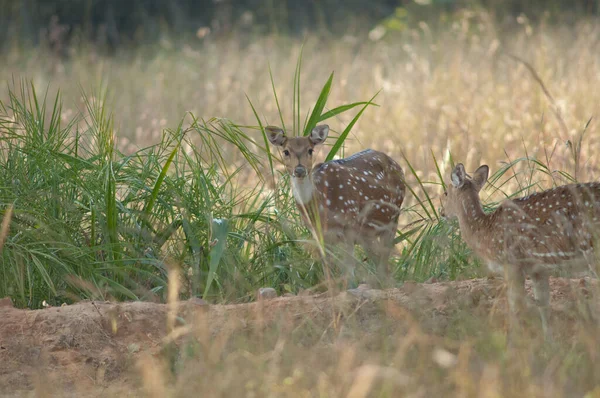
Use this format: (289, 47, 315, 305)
(2, 275, 596, 397)
(135, 277, 600, 397)
(2, 14, 599, 207)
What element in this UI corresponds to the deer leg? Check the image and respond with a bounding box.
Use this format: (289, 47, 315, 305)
(504, 265, 526, 345)
(372, 229, 395, 287)
(531, 272, 552, 342)
(585, 252, 599, 279)
(324, 230, 357, 289)
(340, 240, 358, 289)
(315, 232, 339, 290)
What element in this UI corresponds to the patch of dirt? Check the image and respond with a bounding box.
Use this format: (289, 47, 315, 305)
(0, 277, 597, 396)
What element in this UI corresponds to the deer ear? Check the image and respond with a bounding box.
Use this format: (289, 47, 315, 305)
(309, 125, 329, 146)
(472, 165, 489, 191)
(265, 126, 287, 147)
(451, 163, 467, 188)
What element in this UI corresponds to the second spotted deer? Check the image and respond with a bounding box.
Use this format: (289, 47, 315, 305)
(266, 124, 405, 285)
(441, 163, 600, 340)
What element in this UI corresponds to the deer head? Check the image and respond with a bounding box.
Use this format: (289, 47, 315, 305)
(440, 163, 489, 220)
(265, 125, 329, 179)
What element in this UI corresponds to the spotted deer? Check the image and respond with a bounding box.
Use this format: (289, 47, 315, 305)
(266, 124, 405, 283)
(441, 163, 600, 340)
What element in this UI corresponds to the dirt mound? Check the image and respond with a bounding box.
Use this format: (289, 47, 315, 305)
(0, 277, 596, 396)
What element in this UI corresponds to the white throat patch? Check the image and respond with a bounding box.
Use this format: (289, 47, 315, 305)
(291, 177, 314, 205)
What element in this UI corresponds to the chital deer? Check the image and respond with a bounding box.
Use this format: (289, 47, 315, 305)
(266, 124, 405, 284)
(441, 163, 600, 340)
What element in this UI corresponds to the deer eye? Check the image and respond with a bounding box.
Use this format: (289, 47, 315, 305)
(443, 191, 448, 197)
(283, 150, 290, 157)
(308, 148, 314, 156)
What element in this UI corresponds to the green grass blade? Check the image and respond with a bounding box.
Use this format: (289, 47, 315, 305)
(431, 150, 447, 192)
(245, 95, 275, 176)
(318, 101, 379, 122)
(143, 121, 183, 218)
(401, 154, 437, 220)
(203, 218, 229, 300)
(293, 43, 304, 136)
(303, 72, 333, 136)
(268, 63, 286, 132)
(325, 91, 380, 162)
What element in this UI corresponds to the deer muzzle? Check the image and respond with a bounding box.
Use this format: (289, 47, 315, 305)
(294, 165, 307, 178)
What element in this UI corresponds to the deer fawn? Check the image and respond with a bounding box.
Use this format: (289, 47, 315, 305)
(441, 163, 600, 340)
(266, 124, 405, 285)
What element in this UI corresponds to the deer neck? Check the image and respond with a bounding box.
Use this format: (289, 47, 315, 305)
(291, 175, 324, 228)
(455, 194, 490, 247)
(291, 176, 316, 207)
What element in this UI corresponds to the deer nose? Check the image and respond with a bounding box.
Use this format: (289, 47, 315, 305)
(294, 165, 307, 178)
(439, 207, 448, 220)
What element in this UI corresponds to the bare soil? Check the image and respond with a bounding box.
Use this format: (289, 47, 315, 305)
(0, 277, 597, 397)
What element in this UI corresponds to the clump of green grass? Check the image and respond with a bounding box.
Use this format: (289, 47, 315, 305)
(0, 80, 308, 307)
(0, 65, 389, 307)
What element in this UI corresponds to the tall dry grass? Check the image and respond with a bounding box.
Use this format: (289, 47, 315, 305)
(2, 13, 599, 179)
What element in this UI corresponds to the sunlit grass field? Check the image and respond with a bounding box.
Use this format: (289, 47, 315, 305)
(1, 9, 600, 396)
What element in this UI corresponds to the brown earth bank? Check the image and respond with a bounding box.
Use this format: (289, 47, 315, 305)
(0, 277, 598, 397)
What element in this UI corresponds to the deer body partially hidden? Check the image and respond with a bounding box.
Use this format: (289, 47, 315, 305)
(441, 163, 600, 340)
(266, 125, 405, 283)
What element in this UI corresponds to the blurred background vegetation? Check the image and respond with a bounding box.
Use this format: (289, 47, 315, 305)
(1, 0, 599, 51)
